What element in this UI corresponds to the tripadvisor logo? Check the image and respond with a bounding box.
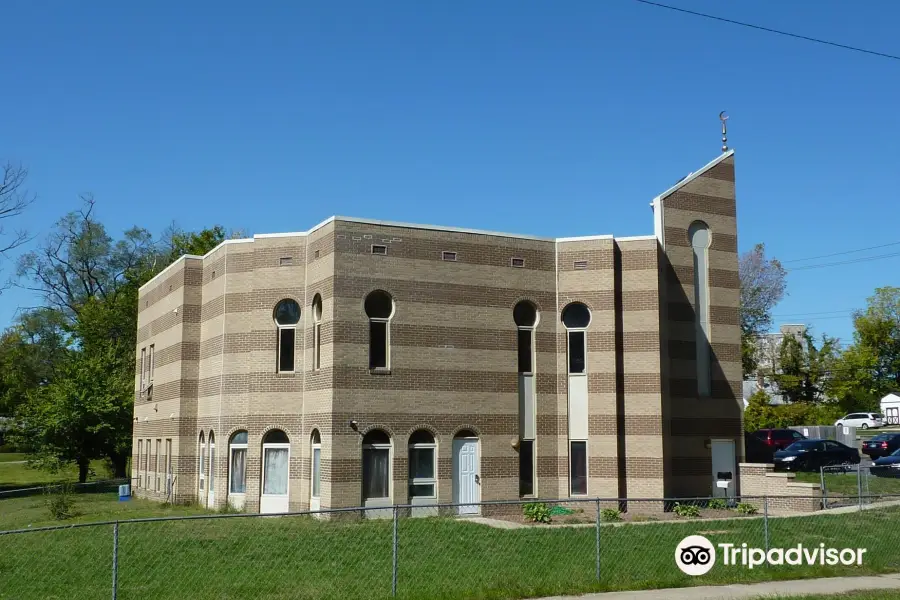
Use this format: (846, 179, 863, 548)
(675, 535, 867, 576)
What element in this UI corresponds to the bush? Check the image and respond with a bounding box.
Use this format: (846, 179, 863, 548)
(523, 502, 552, 523)
(708, 498, 727, 510)
(743, 390, 847, 431)
(673, 502, 701, 518)
(45, 483, 76, 520)
(736, 502, 758, 515)
(600, 508, 622, 522)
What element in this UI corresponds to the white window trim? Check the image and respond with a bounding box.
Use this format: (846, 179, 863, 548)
(209, 436, 216, 492)
(313, 322, 322, 371)
(362, 442, 393, 500)
(148, 344, 155, 384)
(136, 439, 143, 489)
(566, 328, 589, 376)
(155, 439, 161, 491)
(165, 439, 173, 496)
(519, 438, 536, 498)
(229, 438, 248, 496)
(198, 434, 206, 492)
(276, 324, 297, 373)
(145, 439, 152, 489)
(408, 441, 437, 499)
(569, 439, 588, 497)
(140, 348, 146, 391)
(369, 318, 391, 370)
(311, 440, 322, 500)
(261, 442, 292, 498)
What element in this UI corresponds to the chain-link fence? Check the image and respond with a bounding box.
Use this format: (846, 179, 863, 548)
(817, 465, 900, 508)
(3, 494, 900, 600)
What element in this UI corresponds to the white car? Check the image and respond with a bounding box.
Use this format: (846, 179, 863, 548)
(835, 413, 884, 430)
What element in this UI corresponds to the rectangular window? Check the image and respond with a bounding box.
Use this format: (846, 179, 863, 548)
(510, 257, 525, 268)
(441, 251, 457, 262)
(312, 446, 321, 498)
(371, 244, 388, 256)
(145, 439, 152, 489)
(369, 321, 388, 369)
(408, 445, 436, 498)
(517, 329, 533, 373)
(362, 447, 390, 499)
(279, 256, 293, 266)
(199, 441, 205, 491)
(136, 439, 143, 488)
(148, 344, 155, 382)
(570, 441, 587, 495)
(155, 439, 161, 491)
(209, 443, 216, 490)
(519, 440, 535, 496)
(263, 448, 289, 495)
(568, 331, 586, 374)
(230, 445, 247, 494)
(278, 328, 296, 372)
(165, 439, 172, 496)
(574, 260, 589, 270)
(314, 323, 321, 370)
(140, 348, 146, 390)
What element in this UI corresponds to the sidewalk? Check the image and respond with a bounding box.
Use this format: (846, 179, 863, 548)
(542, 573, 900, 599)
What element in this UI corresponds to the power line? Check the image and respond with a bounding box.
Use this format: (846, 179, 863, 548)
(773, 309, 854, 317)
(782, 241, 900, 264)
(632, 0, 900, 62)
(787, 251, 900, 272)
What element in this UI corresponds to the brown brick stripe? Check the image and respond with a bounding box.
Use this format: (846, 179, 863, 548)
(667, 303, 739, 325)
(704, 162, 735, 182)
(664, 227, 737, 253)
(336, 233, 556, 271)
(333, 321, 555, 351)
(664, 192, 737, 217)
(558, 289, 658, 312)
(137, 304, 201, 343)
(557, 249, 614, 272)
(668, 265, 740, 289)
(619, 249, 657, 270)
(668, 378, 741, 400)
(670, 417, 741, 436)
(669, 340, 741, 363)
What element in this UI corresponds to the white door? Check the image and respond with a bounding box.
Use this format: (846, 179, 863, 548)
(208, 438, 216, 508)
(260, 444, 290, 513)
(310, 444, 321, 513)
(711, 439, 736, 500)
(453, 438, 480, 515)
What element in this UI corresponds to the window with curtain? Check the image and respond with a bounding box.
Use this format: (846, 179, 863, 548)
(229, 431, 248, 494)
(262, 429, 290, 496)
(311, 430, 322, 498)
(362, 429, 391, 500)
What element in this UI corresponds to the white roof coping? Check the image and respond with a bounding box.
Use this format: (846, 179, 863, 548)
(653, 149, 735, 203)
(139, 239, 252, 291)
(331, 216, 555, 241)
(614, 235, 658, 243)
(555, 234, 614, 243)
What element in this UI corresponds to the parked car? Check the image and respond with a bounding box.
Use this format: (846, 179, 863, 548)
(872, 449, 900, 478)
(744, 433, 776, 463)
(773, 439, 860, 472)
(862, 433, 900, 459)
(835, 413, 885, 430)
(751, 428, 807, 451)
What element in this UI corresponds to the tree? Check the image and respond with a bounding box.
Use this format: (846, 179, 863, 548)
(0, 309, 69, 417)
(772, 332, 839, 404)
(739, 243, 787, 375)
(0, 162, 33, 267)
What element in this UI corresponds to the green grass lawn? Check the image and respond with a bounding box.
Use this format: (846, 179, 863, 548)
(0, 456, 111, 491)
(2, 496, 900, 600)
(776, 592, 900, 600)
(795, 471, 900, 497)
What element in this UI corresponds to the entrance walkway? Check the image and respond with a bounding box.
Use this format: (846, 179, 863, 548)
(541, 573, 900, 600)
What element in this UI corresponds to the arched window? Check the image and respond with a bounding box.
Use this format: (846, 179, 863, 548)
(261, 429, 291, 513)
(689, 221, 711, 397)
(513, 300, 538, 497)
(408, 430, 436, 499)
(562, 302, 591, 497)
(274, 299, 301, 373)
(513, 301, 538, 374)
(310, 429, 322, 506)
(362, 429, 392, 502)
(229, 431, 248, 495)
(312, 294, 323, 371)
(364, 291, 394, 369)
(198, 432, 206, 494)
(208, 431, 216, 505)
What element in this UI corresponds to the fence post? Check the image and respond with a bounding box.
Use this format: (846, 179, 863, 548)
(857, 465, 863, 511)
(391, 506, 399, 597)
(820, 466, 827, 509)
(763, 497, 769, 553)
(111, 521, 119, 600)
(595, 499, 601, 582)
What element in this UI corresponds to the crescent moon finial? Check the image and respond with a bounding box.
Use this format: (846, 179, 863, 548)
(720, 111, 729, 152)
(719, 110, 729, 122)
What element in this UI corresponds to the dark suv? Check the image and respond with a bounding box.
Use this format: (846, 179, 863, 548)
(752, 429, 807, 451)
(862, 433, 900, 459)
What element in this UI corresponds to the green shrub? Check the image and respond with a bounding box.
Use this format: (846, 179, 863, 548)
(523, 502, 552, 523)
(44, 483, 76, 520)
(736, 502, 758, 515)
(673, 502, 701, 518)
(600, 508, 622, 522)
(708, 498, 727, 510)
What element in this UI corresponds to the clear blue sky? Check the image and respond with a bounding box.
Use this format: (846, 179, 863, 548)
(2, 0, 898, 343)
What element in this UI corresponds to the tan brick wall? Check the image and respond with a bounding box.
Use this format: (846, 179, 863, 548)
(738, 463, 822, 513)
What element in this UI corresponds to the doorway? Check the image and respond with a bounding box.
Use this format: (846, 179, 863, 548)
(711, 439, 736, 500)
(453, 431, 480, 515)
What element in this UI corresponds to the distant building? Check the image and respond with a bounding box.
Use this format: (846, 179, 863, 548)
(744, 324, 808, 406)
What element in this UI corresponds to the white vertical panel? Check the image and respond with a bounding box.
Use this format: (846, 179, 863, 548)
(518, 374, 536, 439)
(568, 375, 589, 440)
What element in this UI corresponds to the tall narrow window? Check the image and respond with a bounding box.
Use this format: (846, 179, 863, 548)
(562, 303, 591, 374)
(311, 430, 322, 501)
(155, 439, 162, 491)
(408, 430, 436, 499)
(145, 439, 152, 489)
(165, 439, 172, 496)
(198, 432, 206, 493)
(364, 291, 394, 370)
(274, 299, 301, 373)
(136, 439, 143, 488)
(148, 344, 155, 383)
(312, 294, 323, 371)
(229, 431, 248, 494)
(689, 221, 712, 397)
(570, 441, 587, 495)
(362, 429, 392, 502)
(514, 300, 538, 497)
(209, 432, 216, 498)
(140, 348, 146, 391)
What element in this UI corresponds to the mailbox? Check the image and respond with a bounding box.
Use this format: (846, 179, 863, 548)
(716, 471, 733, 490)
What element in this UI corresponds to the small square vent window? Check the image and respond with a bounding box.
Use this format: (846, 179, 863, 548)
(314, 250, 320, 259)
(442, 251, 458, 262)
(510, 257, 525, 268)
(574, 260, 588, 270)
(371, 245, 388, 256)
(279, 257, 293, 266)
